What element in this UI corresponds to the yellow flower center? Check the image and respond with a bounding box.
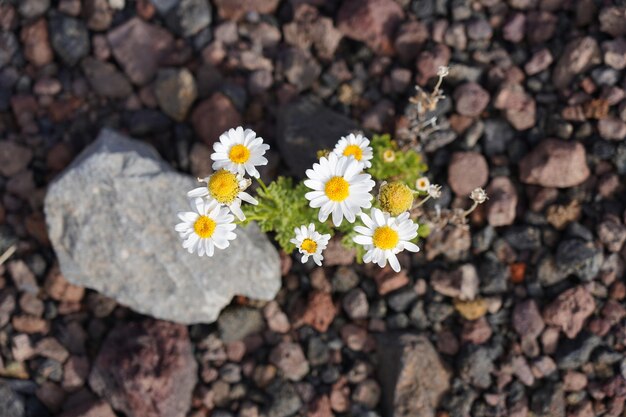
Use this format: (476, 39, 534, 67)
(378, 182, 414, 216)
(300, 238, 318, 254)
(208, 169, 240, 204)
(194, 215, 216, 239)
(383, 149, 396, 162)
(372, 226, 399, 250)
(343, 144, 363, 161)
(324, 176, 350, 202)
(417, 179, 429, 190)
(229, 144, 251, 164)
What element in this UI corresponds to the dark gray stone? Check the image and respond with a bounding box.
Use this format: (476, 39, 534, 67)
(165, 0, 211, 37)
(50, 14, 90, 66)
(458, 346, 494, 389)
(81, 57, 132, 98)
(0, 32, 18, 68)
(555, 239, 602, 281)
(266, 380, 302, 417)
(503, 226, 542, 251)
(556, 331, 602, 370)
(45, 129, 280, 324)
(277, 97, 360, 177)
(0, 382, 25, 417)
(530, 383, 565, 417)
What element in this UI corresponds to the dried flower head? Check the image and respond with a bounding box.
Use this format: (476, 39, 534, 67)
(469, 188, 488, 204)
(415, 177, 430, 192)
(378, 182, 414, 216)
(437, 66, 450, 78)
(428, 184, 442, 199)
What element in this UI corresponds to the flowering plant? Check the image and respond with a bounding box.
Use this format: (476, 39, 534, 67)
(176, 67, 487, 272)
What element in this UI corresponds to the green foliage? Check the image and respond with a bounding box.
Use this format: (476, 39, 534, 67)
(369, 134, 428, 187)
(241, 177, 333, 252)
(241, 133, 430, 256)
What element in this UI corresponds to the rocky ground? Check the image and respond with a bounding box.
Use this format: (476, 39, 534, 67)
(0, 0, 626, 417)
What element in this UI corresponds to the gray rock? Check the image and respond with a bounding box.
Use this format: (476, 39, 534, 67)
(45, 129, 281, 324)
(0, 382, 25, 417)
(281, 48, 321, 92)
(0, 32, 18, 68)
(555, 239, 602, 281)
(266, 380, 302, 417)
(151, 0, 180, 14)
(530, 383, 565, 417)
(503, 226, 542, 251)
(556, 331, 602, 370)
(50, 14, 90, 66)
(81, 57, 133, 99)
(458, 345, 494, 389)
(165, 0, 211, 37)
(18, 0, 50, 18)
(218, 306, 265, 342)
(377, 333, 450, 417)
(276, 97, 360, 177)
(154, 68, 197, 121)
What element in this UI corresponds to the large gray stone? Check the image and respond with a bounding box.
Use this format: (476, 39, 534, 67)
(44, 129, 281, 324)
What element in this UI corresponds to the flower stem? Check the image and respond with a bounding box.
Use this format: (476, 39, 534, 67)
(415, 195, 431, 208)
(255, 177, 269, 194)
(464, 201, 479, 217)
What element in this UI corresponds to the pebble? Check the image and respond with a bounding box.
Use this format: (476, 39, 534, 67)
(394, 21, 429, 63)
(543, 286, 595, 339)
(513, 299, 545, 340)
(555, 239, 602, 282)
(218, 306, 265, 342)
(18, 0, 50, 18)
(213, 0, 280, 21)
(556, 331, 601, 370)
(461, 316, 492, 344)
(281, 47, 321, 92)
(336, 0, 404, 55)
(494, 83, 536, 130)
(453, 82, 490, 117)
(154, 68, 197, 121)
(192, 92, 242, 145)
(0, 142, 32, 177)
(503, 13, 525, 43)
(107, 17, 175, 85)
(447, 151, 489, 196)
(20, 19, 53, 67)
(263, 301, 290, 334)
(598, 117, 626, 140)
(553, 37, 601, 89)
(431, 264, 479, 301)
(84, 0, 113, 31)
(486, 176, 517, 226)
(342, 288, 369, 320)
(49, 14, 90, 66)
(599, 6, 626, 37)
(81, 57, 133, 99)
(519, 139, 590, 188)
(296, 290, 337, 333)
(165, 0, 211, 37)
(603, 38, 626, 70)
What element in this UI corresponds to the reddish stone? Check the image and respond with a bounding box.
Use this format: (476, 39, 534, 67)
(213, 0, 280, 21)
(58, 400, 117, 417)
(191, 93, 242, 145)
(12, 315, 49, 334)
(543, 286, 595, 339)
(519, 139, 590, 188)
(88, 320, 197, 417)
(21, 19, 53, 67)
(447, 151, 489, 196)
(295, 291, 337, 332)
(337, 0, 405, 55)
(486, 177, 517, 227)
(373, 268, 409, 295)
(454, 82, 490, 117)
(45, 264, 85, 303)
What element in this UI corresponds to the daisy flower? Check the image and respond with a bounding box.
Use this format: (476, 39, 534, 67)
(290, 224, 331, 266)
(332, 133, 373, 168)
(187, 169, 258, 221)
(304, 152, 375, 227)
(211, 126, 269, 178)
(175, 198, 237, 256)
(353, 208, 419, 273)
(415, 177, 430, 192)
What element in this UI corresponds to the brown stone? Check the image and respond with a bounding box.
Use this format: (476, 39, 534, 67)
(191, 93, 242, 145)
(447, 151, 489, 196)
(89, 320, 197, 417)
(213, 0, 280, 21)
(295, 291, 337, 333)
(552, 37, 601, 89)
(337, 0, 404, 55)
(58, 400, 117, 417)
(486, 177, 517, 227)
(21, 19, 53, 67)
(543, 286, 595, 339)
(377, 333, 450, 417)
(107, 17, 175, 85)
(519, 139, 589, 188)
(454, 82, 490, 117)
